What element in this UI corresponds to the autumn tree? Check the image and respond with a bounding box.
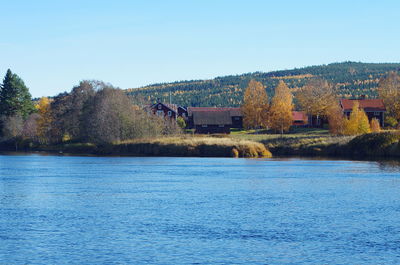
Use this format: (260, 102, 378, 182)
(378, 71, 400, 120)
(241, 80, 269, 129)
(344, 101, 371, 135)
(176, 116, 186, 129)
(370, 118, 381, 132)
(269, 81, 293, 134)
(297, 79, 337, 118)
(22, 113, 40, 141)
(83, 86, 166, 143)
(36, 97, 52, 144)
(327, 104, 346, 135)
(49, 81, 96, 142)
(0, 115, 23, 151)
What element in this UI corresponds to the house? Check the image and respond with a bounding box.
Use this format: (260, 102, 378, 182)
(177, 106, 188, 118)
(187, 107, 243, 129)
(292, 111, 308, 126)
(149, 102, 188, 119)
(192, 110, 232, 134)
(340, 99, 386, 127)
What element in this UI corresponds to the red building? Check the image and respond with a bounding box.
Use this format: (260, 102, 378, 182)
(148, 102, 187, 119)
(292, 111, 308, 126)
(340, 99, 386, 127)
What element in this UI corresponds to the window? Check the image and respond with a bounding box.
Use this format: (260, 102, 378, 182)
(374, 112, 380, 116)
(234, 117, 240, 120)
(158, 104, 162, 110)
(167, 111, 172, 116)
(157, 110, 164, 116)
(202, 125, 208, 128)
(182, 113, 186, 117)
(218, 125, 224, 127)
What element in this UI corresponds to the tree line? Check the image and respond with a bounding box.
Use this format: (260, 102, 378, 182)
(0, 70, 181, 150)
(241, 71, 400, 135)
(127, 62, 400, 107)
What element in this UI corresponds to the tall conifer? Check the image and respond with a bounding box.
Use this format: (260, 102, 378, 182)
(0, 69, 34, 118)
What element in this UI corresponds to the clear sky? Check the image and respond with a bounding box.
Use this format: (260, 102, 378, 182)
(1, 0, 399, 98)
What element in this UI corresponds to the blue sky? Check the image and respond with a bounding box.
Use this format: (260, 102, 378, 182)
(0, 0, 399, 97)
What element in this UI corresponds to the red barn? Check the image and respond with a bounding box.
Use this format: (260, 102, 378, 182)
(340, 99, 386, 127)
(292, 111, 308, 126)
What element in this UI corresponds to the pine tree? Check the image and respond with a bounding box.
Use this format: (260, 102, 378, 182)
(241, 80, 269, 129)
(269, 81, 293, 134)
(0, 69, 34, 118)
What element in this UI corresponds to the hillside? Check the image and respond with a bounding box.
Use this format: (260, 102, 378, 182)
(126, 62, 400, 107)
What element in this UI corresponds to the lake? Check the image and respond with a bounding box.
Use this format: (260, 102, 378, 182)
(1, 154, 400, 264)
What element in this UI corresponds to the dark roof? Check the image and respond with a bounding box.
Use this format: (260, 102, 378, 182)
(188, 107, 242, 117)
(340, 99, 386, 112)
(151, 103, 177, 113)
(193, 111, 232, 125)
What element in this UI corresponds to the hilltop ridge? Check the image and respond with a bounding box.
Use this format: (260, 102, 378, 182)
(127, 62, 400, 107)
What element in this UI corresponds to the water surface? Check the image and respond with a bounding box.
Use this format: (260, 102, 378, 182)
(1, 155, 400, 264)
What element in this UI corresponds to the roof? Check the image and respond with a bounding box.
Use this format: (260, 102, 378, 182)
(187, 107, 242, 117)
(151, 103, 178, 113)
(340, 99, 386, 112)
(193, 111, 232, 125)
(292, 111, 308, 121)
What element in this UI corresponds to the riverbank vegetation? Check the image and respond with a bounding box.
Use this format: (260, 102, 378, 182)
(231, 128, 400, 158)
(1, 136, 271, 158)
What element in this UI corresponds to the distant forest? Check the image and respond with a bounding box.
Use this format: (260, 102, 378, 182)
(126, 62, 400, 107)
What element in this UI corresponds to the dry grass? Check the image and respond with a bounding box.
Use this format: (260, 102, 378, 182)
(116, 135, 272, 158)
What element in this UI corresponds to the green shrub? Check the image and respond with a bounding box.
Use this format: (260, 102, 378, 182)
(385, 116, 398, 128)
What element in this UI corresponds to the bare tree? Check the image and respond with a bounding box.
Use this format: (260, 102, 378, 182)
(1, 115, 23, 151)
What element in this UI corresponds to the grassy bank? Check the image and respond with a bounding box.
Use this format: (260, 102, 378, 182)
(7, 136, 271, 158)
(231, 128, 400, 158)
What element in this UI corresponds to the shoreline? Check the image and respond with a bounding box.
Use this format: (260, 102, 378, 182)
(1, 132, 399, 161)
(2, 150, 400, 166)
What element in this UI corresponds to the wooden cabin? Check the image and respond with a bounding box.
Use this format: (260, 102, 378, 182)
(187, 107, 243, 129)
(192, 111, 232, 134)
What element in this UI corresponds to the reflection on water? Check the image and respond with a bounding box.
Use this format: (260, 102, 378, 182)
(1, 155, 400, 264)
(377, 160, 400, 172)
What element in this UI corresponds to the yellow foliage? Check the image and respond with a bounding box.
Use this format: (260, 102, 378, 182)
(344, 101, 371, 135)
(269, 81, 293, 133)
(36, 97, 52, 143)
(327, 104, 346, 135)
(370, 118, 381, 132)
(378, 71, 400, 120)
(297, 79, 337, 116)
(241, 80, 269, 129)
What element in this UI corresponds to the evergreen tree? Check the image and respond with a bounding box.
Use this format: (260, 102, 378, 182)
(0, 69, 34, 118)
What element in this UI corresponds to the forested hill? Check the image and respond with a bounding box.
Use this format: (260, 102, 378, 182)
(126, 62, 400, 107)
